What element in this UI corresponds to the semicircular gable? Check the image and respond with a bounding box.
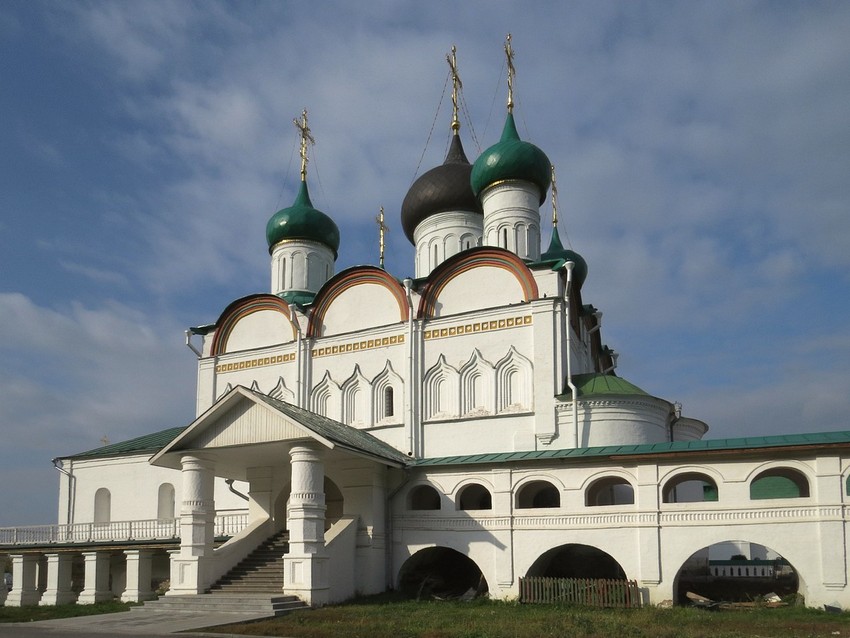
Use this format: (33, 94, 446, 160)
(308, 266, 409, 338)
(418, 247, 539, 319)
(211, 295, 296, 356)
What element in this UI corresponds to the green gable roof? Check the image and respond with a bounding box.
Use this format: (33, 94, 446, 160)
(67, 426, 188, 460)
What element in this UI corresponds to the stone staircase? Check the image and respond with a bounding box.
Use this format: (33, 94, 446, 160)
(138, 530, 307, 617)
(209, 529, 290, 593)
(137, 591, 307, 616)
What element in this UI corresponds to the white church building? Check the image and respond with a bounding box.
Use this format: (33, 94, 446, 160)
(3, 42, 850, 611)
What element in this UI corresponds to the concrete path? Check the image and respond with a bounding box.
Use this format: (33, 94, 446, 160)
(0, 608, 273, 636)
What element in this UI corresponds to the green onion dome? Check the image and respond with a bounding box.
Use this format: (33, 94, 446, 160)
(400, 135, 482, 244)
(266, 181, 340, 257)
(470, 112, 551, 203)
(541, 227, 588, 288)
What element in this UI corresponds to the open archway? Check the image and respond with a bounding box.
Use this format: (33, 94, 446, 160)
(273, 476, 344, 531)
(674, 541, 799, 605)
(398, 547, 488, 599)
(527, 544, 626, 579)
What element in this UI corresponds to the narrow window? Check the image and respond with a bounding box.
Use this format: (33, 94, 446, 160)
(384, 387, 394, 417)
(501, 228, 508, 249)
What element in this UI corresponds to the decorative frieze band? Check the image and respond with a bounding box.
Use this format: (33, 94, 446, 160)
(216, 352, 295, 374)
(312, 334, 405, 358)
(424, 315, 532, 341)
(394, 506, 846, 533)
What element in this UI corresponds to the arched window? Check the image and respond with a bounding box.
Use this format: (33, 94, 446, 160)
(662, 472, 718, 503)
(750, 468, 810, 499)
(501, 228, 508, 249)
(409, 485, 441, 511)
(516, 480, 560, 509)
(94, 488, 111, 524)
(585, 477, 635, 506)
(384, 387, 394, 417)
(157, 483, 176, 520)
(457, 484, 492, 510)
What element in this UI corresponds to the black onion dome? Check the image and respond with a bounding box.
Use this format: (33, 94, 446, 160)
(400, 135, 483, 244)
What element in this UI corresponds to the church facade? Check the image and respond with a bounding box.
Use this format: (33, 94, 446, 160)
(3, 43, 850, 610)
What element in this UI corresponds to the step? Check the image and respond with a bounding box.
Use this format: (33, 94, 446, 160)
(138, 593, 307, 616)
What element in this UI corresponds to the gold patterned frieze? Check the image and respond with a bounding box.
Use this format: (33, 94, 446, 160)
(216, 352, 295, 374)
(312, 334, 405, 358)
(424, 315, 531, 341)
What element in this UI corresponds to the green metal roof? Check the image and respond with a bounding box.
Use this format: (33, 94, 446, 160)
(471, 112, 550, 202)
(558, 373, 651, 400)
(67, 426, 188, 460)
(266, 180, 340, 256)
(538, 227, 588, 288)
(414, 430, 850, 467)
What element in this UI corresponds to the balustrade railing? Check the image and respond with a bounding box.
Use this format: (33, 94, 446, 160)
(0, 512, 248, 547)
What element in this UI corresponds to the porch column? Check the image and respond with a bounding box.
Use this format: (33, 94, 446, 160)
(78, 551, 111, 604)
(168, 455, 216, 595)
(121, 549, 155, 602)
(0, 553, 7, 605)
(284, 444, 328, 606)
(5, 554, 41, 606)
(40, 553, 76, 606)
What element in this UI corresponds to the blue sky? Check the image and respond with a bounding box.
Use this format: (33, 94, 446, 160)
(1, 1, 849, 525)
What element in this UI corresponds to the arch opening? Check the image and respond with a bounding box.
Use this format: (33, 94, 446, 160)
(662, 472, 718, 503)
(527, 544, 626, 580)
(457, 483, 492, 511)
(273, 476, 344, 532)
(585, 477, 634, 506)
(398, 547, 488, 599)
(516, 480, 560, 509)
(409, 485, 441, 511)
(674, 541, 799, 605)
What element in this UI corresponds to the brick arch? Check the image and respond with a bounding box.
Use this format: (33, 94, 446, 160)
(211, 294, 296, 356)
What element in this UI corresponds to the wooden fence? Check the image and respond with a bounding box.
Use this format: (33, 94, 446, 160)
(519, 577, 642, 608)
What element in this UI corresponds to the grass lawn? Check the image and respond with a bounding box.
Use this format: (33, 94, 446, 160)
(206, 596, 850, 638)
(0, 600, 135, 623)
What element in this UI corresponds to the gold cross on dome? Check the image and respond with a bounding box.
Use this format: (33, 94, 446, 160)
(446, 45, 463, 133)
(375, 206, 388, 269)
(293, 108, 315, 182)
(505, 33, 516, 113)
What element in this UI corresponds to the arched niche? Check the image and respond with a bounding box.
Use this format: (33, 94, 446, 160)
(211, 295, 296, 355)
(418, 248, 538, 319)
(750, 467, 810, 500)
(307, 266, 408, 337)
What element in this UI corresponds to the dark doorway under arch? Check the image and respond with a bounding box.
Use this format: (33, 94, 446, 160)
(398, 547, 488, 599)
(527, 544, 626, 579)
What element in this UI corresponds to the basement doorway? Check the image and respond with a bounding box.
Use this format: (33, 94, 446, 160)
(527, 544, 626, 579)
(398, 547, 488, 600)
(674, 541, 799, 605)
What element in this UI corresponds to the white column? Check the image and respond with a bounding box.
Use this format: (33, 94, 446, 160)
(168, 455, 216, 595)
(284, 444, 328, 606)
(0, 553, 7, 605)
(121, 550, 155, 602)
(5, 554, 41, 606)
(78, 551, 111, 604)
(39, 553, 76, 606)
